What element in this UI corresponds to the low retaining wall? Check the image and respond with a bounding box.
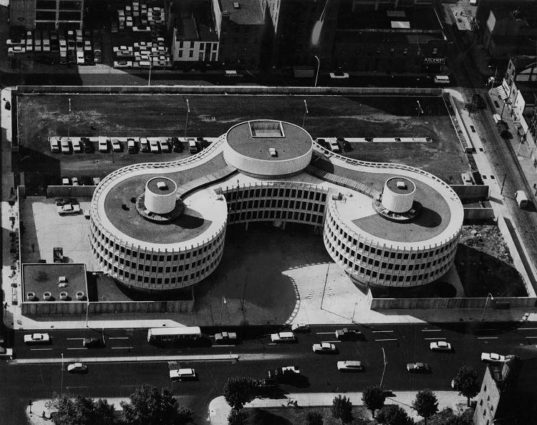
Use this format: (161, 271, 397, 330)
(16, 85, 443, 96)
(452, 184, 489, 201)
(463, 207, 495, 221)
(46, 185, 97, 198)
(22, 299, 194, 315)
(370, 296, 537, 310)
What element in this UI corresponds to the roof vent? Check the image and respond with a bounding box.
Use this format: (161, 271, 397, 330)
(43, 291, 53, 301)
(269, 147, 277, 157)
(157, 181, 168, 191)
(75, 291, 86, 301)
(59, 291, 69, 301)
(26, 291, 36, 301)
(233, 1, 240, 8)
(396, 180, 407, 189)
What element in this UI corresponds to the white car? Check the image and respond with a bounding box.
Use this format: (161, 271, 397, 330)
(481, 352, 516, 363)
(67, 362, 87, 373)
(270, 332, 296, 343)
(98, 139, 109, 152)
(312, 342, 337, 354)
(337, 361, 364, 371)
(72, 139, 82, 153)
(429, 341, 452, 352)
(114, 60, 133, 68)
(329, 72, 350, 79)
(149, 139, 160, 153)
(169, 368, 197, 381)
(111, 139, 122, 152)
(24, 333, 50, 344)
(61, 138, 71, 153)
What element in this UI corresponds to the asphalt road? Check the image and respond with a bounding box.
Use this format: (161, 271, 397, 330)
(3, 323, 537, 424)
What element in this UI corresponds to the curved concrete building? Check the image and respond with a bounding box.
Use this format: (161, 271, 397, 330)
(90, 120, 464, 292)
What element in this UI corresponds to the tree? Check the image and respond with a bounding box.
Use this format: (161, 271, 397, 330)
(453, 366, 480, 406)
(331, 395, 353, 424)
(426, 407, 474, 425)
(412, 390, 438, 425)
(52, 395, 117, 425)
(305, 411, 324, 425)
(362, 386, 386, 418)
(376, 405, 414, 425)
(120, 385, 192, 425)
(227, 408, 248, 425)
(223, 377, 257, 410)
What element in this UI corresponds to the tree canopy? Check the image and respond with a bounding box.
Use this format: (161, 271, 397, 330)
(376, 405, 414, 425)
(223, 377, 258, 410)
(453, 366, 480, 406)
(305, 411, 324, 425)
(120, 385, 192, 425)
(412, 390, 438, 425)
(331, 395, 353, 424)
(52, 395, 116, 425)
(362, 386, 387, 418)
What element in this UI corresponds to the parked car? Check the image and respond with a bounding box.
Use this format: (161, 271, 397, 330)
(171, 137, 183, 152)
(429, 341, 453, 352)
(82, 137, 94, 153)
(316, 138, 330, 149)
(72, 139, 82, 153)
(214, 332, 238, 344)
(481, 353, 516, 363)
(98, 138, 109, 152)
(169, 368, 197, 381)
(159, 139, 171, 153)
(149, 139, 160, 153)
(337, 361, 364, 372)
(127, 139, 138, 153)
(140, 137, 150, 152)
(267, 366, 301, 381)
(328, 139, 341, 153)
(270, 332, 296, 343)
(312, 342, 337, 354)
(83, 337, 104, 348)
(61, 138, 71, 153)
(111, 139, 122, 152)
(67, 362, 88, 373)
(24, 333, 50, 344)
(406, 362, 431, 373)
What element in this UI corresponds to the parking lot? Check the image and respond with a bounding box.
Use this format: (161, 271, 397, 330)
(16, 92, 469, 192)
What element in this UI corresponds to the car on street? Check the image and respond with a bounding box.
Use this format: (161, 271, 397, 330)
(335, 328, 363, 341)
(24, 333, 50, 344)
(214, 332, 238, 344)
(337, 361, 364, 372)
(270, 331, 296, 343)
(83, 337, 104, 348)
(67, 362, 88, 373)
(170, 368, 197, 381)
(406, 362, 431, 373)
(267, 366, 301, 381)
(481, 352, 516, 363)
(312, 342, 337, 354)
(291, 323, 310, 333)
(429, 341, 452, 352)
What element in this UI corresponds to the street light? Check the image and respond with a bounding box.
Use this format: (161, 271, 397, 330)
(480, 293, 494, 322)
(416, 100, 424, 117)
(380, 347, 387, 388)
(302, 99, 309, 128)
(184, 98, 190, 139)
(148, 61, 152, 87)
(314, 55, 321, 88)
(67, 97, 72, 140)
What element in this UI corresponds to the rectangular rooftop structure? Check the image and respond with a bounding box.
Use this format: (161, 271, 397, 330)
(249, 121, 284, 138)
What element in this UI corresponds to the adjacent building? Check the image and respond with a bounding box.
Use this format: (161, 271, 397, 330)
(332, 1, 447, 74)
(10, 0, 85, 30)
(89, 120, 463, 293)
(171, 0, 219, 64)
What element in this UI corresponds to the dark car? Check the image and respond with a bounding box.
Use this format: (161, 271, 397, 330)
(82, 138, 94, 153)
(256, 378, 278, 391)
(335, 328, 364, 341)
(472, 94, 486, 109)
(171, 137, 183, 153)
(316, 138, 330, 149)
(338, 137, 352, 152)
(83, 337, 104, 348)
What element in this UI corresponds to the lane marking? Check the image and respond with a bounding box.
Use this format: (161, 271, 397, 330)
(477, 337, 499, 340)
(67, 347, 88, 350)
(316, 332, 334, 335)
(30, 348, 53, 351)
(518, 328, 537, 331)
(525, 336, 537, 339)
(480, 328, 499, 331)
(421, 329, 441, 332)
(108, 337, 129, 340)
(424, 337, 446, 340)
(372, 330, 394, 333)
(375, 338, 398, 342)
(321, 340, 341, 344)
(66, 338, 85, 341)
(211, 344, 237, 348)
(111, 346, 134, 350)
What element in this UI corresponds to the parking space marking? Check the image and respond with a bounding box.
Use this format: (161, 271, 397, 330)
(421, 329, 441, 332)
(477, 337, 499, 340)
(525, 336, 537, 339)
(375, 338, 398, 342)
(424, 337, 447, 340)
(30, 348, 53, 351)
(67, 347, 88, 350)
(518, 328, 537, 331)
(372, 330, 394, 333)
(211, 345, 236, 348)
(108, 337, 129, 340)
(316, 332, 334, 335)
(111, 346, 134, 350)
(66, 337, 85, 341)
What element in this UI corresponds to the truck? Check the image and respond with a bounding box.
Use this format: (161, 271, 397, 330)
(515, 190, 529, 208)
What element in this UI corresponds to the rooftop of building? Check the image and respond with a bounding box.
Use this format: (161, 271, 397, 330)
(22, 263, 87, 302)
(510, 55, 536, 72)
(386, 176, 415, 194)
(336, 3, 443, 32)
(146, 177, 177, 195)
(218, 0, 265, 25)
(225, 120, 312, 161)
(174, 0, 218, 41)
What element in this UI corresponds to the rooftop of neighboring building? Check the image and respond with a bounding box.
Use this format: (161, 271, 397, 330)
(174, 0, 218, 41)
(22, 263, 87, 303)
(218, 0, 265, 25)
(509, 54, 536, 73)
(336, 2, 443, 32)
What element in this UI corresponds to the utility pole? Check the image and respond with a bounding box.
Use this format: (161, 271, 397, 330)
(314, 55, 321, 88)
(184, 98, 190, 139)
(302, 99, 309, 128)
(380, 347, 387, 388)
(60, 352, 64, 396)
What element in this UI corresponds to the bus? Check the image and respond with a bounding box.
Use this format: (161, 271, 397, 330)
(147, 326, 202, 345)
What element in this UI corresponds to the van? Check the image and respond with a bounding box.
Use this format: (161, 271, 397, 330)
(434, 75, 450, 85)
(188, 139, 198, 154)
(515, 190, 529, 208)
(492, 114, 502, 124)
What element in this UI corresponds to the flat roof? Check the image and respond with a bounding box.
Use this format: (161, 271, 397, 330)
(386, 177, 415, 194)
(226, 120, 312, 161)
(22, 263, 87, 302)
(146, 177, 177, 195)
(219, 0, 264, 25)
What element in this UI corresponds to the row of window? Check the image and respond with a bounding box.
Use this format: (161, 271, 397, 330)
(91, 220, 224, 261)
(227, 198, 325, 213)
(228, 209, 324, 225)
(224, 186, 327, 203)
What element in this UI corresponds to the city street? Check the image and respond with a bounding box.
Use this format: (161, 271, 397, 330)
(3, 323, 537, 424)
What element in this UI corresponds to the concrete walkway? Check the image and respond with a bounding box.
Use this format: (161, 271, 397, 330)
(208, 391, 470, 425)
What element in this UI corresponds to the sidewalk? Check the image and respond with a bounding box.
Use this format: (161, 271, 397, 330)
(208, 391, 469, 425)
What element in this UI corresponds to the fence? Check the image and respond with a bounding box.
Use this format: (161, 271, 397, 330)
(370, 296, 537, 310)
(451, 184, 490, 201)
(463, 207, 495, 221)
